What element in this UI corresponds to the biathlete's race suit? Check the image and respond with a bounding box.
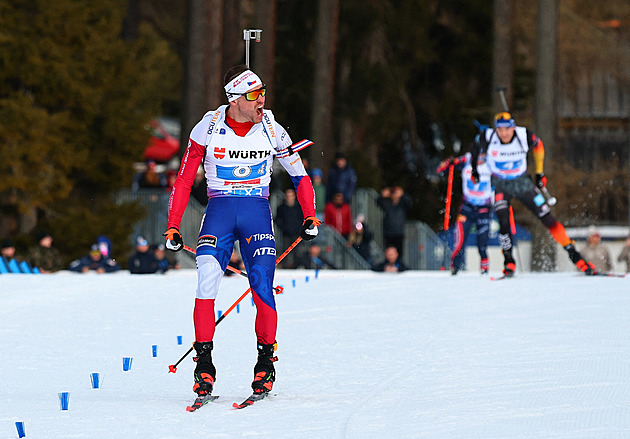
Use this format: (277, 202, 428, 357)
(471, 113, 596, 276)
(438, 152, 493, 274)
(167, 105, 316, 345)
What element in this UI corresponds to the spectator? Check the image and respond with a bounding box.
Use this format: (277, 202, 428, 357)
(128, 235, 159, 274)
(138, 160, 166, 188)
(27, 231, 64, 273)
(1, 239, 30, 273)
(68, 243, 121, 273)
(154, 243, 180, 273)
(372, 246, 408, 273)
(275, 188, 304, 267)
(96, 235, 113, 259)
(224, 249, 246, 276)
(190, 165, 208, 206)
(579, 226, 612, 273)
(377, 186, 412, 257)
(346, 214, 373, 264)
(324, 192, 353, 239)
(311, 168, 326, 221)
(326, 152, 357, 203)
(165, 169, 177, 193)
(301, 158, 311, 176)
(296, 243, 336, 269)
(617, 234, 630, 273)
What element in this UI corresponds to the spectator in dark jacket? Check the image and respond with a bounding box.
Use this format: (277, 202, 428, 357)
(68, 243, 121, 273)
(28, 231, 64, 273)
(372, 246, 408, 273)
(326, 152, 357, 203)
(275, 188, 304, 268)
(377, 186, 412, 257)
(346, 214, 373, 264)
(129, 236, 159, 274)
(296, 243, 336, 269)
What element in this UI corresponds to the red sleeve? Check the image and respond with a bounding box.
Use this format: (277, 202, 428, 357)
(167, 138, 205, 229)
(295, 175, 316, 218)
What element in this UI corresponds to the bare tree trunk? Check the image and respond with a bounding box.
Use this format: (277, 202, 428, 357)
(253, 0, 277, 108)
(205, 0, 224, 108)
(310, 0, 340, 171)
(492, 0, 513, 110)
(224, 1, 245, 68)
(532, 0, 558, 271)
(181, 0, 209, 153)
(122, 0, 140, 41)
(536, 0, 557, 163)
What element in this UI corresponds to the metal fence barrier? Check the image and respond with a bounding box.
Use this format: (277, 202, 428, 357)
(116, 188, 450, 270)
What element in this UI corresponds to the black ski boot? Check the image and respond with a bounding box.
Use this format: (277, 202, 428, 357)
(192, 341, 216, 396)
(564, 242, 597, 275)
(251, 342, 278, 395)
(502, 249, 516, 277)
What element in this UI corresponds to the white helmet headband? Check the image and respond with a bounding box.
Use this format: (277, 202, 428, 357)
(224, 70, 263, 102)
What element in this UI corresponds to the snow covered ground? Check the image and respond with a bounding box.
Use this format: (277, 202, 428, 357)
(1, 268, 629, 438)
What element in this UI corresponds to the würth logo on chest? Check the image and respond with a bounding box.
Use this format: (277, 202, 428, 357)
(214, 147, 225, 159)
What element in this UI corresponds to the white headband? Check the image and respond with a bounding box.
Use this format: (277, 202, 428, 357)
(224, 70, 263, 102)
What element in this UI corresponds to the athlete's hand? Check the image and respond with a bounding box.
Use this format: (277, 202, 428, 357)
(535, 173, 547, 188)
(163, 227, 183, 251)
(300, 216, 322, 241)
(471, 169, 480, 184)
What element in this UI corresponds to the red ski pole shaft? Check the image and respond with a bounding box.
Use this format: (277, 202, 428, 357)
(214, 236, 301, 325)
(169, 237, 302, 373)
(444, 164, 454, 231)
(509, 206, 517, 236)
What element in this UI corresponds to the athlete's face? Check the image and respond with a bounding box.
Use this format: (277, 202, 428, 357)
(496, 126, 516, 144)
(228, 86, 266, 124)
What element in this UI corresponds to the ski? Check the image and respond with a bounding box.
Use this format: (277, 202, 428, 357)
(490, 274, 514, 281)
(232, 392, 269, 410)
(591, 272, 627, 278)
(186, 395, 219, 412)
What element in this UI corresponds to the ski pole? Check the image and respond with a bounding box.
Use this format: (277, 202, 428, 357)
(541, 186, 557, 206)
(444, 163, 454, 231)
(168, 237, 302, 373)
(215, 236, 301, 326)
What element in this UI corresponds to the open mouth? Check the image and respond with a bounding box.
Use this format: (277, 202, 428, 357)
(256, 105, 263, 117)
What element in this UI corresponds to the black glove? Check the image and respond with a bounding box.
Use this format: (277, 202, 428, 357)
(163, 227, 183, 251)
(535, 173, 547, 188)
(471, 168, 480, 184)
(299, 217, 322, 241)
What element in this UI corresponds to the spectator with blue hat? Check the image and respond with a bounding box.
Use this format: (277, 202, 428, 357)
(128, 235, 159, 274)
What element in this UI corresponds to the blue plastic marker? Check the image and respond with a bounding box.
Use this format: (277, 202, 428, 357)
(15, 421, 26, 438)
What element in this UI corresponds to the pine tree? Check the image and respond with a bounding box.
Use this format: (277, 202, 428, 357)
(0, 0, 180, 259)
